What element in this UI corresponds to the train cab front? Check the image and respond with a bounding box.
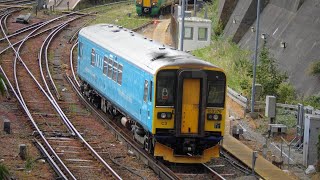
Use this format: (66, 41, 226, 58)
(152, 68, 226, 163)
(136, 0, 159, 16)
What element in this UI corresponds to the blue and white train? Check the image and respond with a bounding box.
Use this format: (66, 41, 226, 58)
(77, 24, 227, 163)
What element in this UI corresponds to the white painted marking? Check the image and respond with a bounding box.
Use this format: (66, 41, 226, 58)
(273, 27, 279, 36)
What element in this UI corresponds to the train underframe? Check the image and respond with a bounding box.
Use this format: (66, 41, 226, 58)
(80, 80, 221, 163)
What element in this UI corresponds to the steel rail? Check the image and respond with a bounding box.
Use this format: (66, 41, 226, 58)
(0, 21, 44, 42)
(7, 13, 122, 179)
(70, 41, 80, 87)
(66, 74, 179, 180)
(39, 23, 67, 100)
(0, 66, 73, 180)
(33, 139, 67, 179)
(202, 163, 226, 180)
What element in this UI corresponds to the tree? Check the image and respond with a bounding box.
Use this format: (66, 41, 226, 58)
(245, 41, 289, 102)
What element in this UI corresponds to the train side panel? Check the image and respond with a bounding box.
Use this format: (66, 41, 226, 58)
(77, 36, 154, 132)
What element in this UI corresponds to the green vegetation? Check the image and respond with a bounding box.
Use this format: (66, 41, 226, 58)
(25, 157, 33, 171)
(0, 75, 5, 96)
(194, 2, 297, 104)
(304, 95, 320, 109)
(308, 61, 320, 75)
(0, 163, 10, 179)
(79, 1, 151, 29)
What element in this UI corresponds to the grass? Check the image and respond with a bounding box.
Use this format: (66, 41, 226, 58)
(193, 38, 252, 94)
(79, 2, 151, 29)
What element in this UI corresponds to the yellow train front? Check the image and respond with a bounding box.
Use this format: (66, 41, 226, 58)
(151, 66, 226, 163)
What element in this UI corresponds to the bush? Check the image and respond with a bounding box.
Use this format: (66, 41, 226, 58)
(308, 61, 320, 75)
(276, 82, 296, 103)
(0, 75, 5, 96)
(0, 163, 10, 180)
(304, 95, 320, 109)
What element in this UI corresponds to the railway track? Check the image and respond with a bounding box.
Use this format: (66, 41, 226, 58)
(0, 9, 121, 180)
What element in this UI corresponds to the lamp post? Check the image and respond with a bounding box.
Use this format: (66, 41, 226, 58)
(178, 0, 186, 51)
(250, 0, 261, 113)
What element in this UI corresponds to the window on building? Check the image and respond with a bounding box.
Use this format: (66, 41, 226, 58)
(103, 56, 108, 75)
(112, 62, 118, 81)
(117, 64, 123, 85)
(91, 49, 95, 66)
(108, 58, 113, 78)
(198, 27, 208, 41)
(184, 27, 193, 40)
(143, 80, 149, 102)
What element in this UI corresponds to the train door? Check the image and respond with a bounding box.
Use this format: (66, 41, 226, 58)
(141, 79, 151, 125)
(181, 79, 200, 134)
(176, 70, 206, 137)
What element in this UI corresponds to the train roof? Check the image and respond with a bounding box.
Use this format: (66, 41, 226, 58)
(79, 24, 218, 74)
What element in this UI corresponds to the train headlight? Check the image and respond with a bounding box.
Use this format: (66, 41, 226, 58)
(157, 112, 172, 119)
(207, 113, 222, 120)
(152, 2, 156, 5)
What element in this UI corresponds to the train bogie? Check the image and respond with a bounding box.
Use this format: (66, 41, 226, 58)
(77, 24, 226, 163)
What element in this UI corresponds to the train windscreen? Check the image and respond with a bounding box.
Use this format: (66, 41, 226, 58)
(207, 71, 226, 107)
(156, 70, 176, 106)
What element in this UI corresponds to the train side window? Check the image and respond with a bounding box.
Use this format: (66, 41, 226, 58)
(91, 49, 95, 66)
(198, 27, 208, 41)
(112, 62, 118, 81)
(79, 42, 83, 58)
(184, 27, 193, 40)
(143, 80, 148, 102)
(149, 81, 152, 102)
(108, 58, 113, 78)
(103, 56, 108, 75)
(117, 64, 123, 85)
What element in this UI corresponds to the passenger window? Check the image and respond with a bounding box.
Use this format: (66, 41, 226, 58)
(103, 56, 108, 75)
(91, 49, 95, 66)
(113, 62, 118, 81)
(79, 42, 83, 58)
(108, 58, 113, 78)
(149, 81, 152, 102)
(117, 65, 123, 85)
(143, 80, 148, 102)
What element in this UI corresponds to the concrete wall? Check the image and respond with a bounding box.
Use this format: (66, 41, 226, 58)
(238, 0, 320, 95)
(218, 0, 239, 28)
(222, 0, 269, 43)
(221, 0, 320, 95)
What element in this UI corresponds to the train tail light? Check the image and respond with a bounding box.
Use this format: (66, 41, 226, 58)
(207, 114, 222, 120)
(157, 112, 172, 119)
